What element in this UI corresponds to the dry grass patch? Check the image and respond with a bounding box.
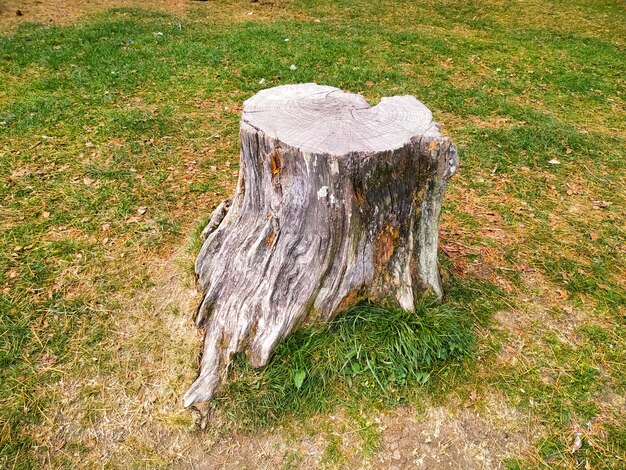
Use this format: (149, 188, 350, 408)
(374, 400, 534, 469)
(25, 248, 205, 467)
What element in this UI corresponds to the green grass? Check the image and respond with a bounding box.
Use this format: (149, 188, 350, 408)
(217, 293, 491, 427)
(0, 1, 625, 467)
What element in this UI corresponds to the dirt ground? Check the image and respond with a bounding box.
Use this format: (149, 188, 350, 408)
(192, 403, 534, 469)
(0, 0, 297, 31)
(0, 0, 189, 29)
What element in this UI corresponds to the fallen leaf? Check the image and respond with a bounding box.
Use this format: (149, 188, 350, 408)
(566, 147, 573, 154)
(598, 284, 609, 291)
(590, 233, 599, 241)
(83, 177, 94, 186)
(592, 200, 612, 209)
(556, 289, 569, 300)
(85, 141, 95, 148)
(113, 427, 130, 443)
(137, 207, 147, 215)
(40, 351, 57, 368)
(563, 306, 573, 314)
(42, 211, 50, 219)
(8, 270, 18, 279)
(571, 433, 582, 454)
(548, 159, 561, 165)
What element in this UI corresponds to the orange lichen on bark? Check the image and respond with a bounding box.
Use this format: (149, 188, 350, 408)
(265, 230, 276, 246)
(337, 290, 360, 312)
(269, 148, 282, 176)
(374, 225, 400, 266)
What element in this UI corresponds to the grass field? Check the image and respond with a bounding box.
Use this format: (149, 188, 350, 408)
(1, 0, 625, 468)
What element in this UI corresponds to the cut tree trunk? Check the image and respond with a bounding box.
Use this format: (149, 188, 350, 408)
(184, 83, 458, 407)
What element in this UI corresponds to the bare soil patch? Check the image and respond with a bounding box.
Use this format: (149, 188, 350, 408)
(185, 402, 534, 469)
(1, 0, 189, 29)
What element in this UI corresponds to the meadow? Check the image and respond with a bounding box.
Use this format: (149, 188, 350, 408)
(0, 0, 624, 467)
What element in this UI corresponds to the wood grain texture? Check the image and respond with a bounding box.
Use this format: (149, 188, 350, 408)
(184, 83, 458, 407)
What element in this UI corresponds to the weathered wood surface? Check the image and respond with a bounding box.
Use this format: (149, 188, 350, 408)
(184, 83, 458, 407)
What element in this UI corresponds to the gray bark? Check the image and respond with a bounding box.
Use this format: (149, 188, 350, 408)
(184, 83, 458, 407)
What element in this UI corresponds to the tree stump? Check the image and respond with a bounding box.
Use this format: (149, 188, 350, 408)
(184, 83, 458, 407)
